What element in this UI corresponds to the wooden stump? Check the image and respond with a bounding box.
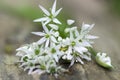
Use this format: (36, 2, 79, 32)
(38, 61, 120, 80)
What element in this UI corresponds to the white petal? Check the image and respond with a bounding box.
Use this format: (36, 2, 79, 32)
(42, 25, 49, 33)
(31, 69, 41, 74)
(76, 57, 84, 64)
(49, 24, 58, 30)
(102, 53, 107, 57)
(45, 39, 50, 47)
(62, 55, 67, 59)
(16, 49, 28, 54)
(69, 58, 75, 67)
(97, 52, 101, 57)
(63, 38, 70, 45)
(37, 37, 46, 44)
(53, 55, 59, 62)
(74, 46, 87, 54)
(81, 22, 95, 33)
(81, 54, 91, 61)
(65, 28, 70, 33)
(58, 37, 62, 41)
(90, 24, 95, 30)
(82, 23, 91, 30)
(33, 17, 48, 22)
(70, 30, 74, 40)
(103, 57, 110, 62)
(32, 70, 45, 75)
(68, 46, 72, 54)
(31, 32, 45, 36)
(16, 46, 28, 51)
(67, 53, 72, 60)
(28, 68, 34, 75)
(54, 32, 59, 37)
(39, 5, 50, 16)
(54, 8, 62, 17)
(104, 57, 112, 66)
(71, 27, 77, 30)
(86, 35, 99, 39)
(43, 18, 51, 25)
(51, 36, 57, 43)
(16, 52, 24, 56)
(75, 29, 79, 37)
(53, 18, 61, 24)
(51, 0, 57, 15)
(82, 41, 92, 47)
(80, 46, 88, 52)
(67, 19, 75, 25)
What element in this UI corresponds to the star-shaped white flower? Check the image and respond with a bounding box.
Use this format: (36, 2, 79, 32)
(35, 54, 65, 77)
(73, 23, 98, 48)
(80, 23, 98, 41)
(61, 28, 90, 66)
(34, 0, 62, 25)
(32, 25, 58, 47)
(48, 43, 63, 62)
(20, 60, 37, 75)
(67, 27, 88, 55)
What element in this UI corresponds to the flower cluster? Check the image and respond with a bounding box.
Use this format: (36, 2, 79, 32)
(16, 43, 65, 76)
(16, 0, 113, 77)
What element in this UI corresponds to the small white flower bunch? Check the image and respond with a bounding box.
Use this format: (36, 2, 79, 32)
(96, 53, 113, 68)
(16, 0, 113, 77)
(16, 42, 65, 76)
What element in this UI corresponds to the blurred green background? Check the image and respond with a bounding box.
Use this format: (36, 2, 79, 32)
(0, 0, 120, 80)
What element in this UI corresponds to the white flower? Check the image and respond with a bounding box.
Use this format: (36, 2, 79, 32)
(32, 25, 58, 47)
(73, 23, 99, 47)
(96, 52, 113, 68)
(48, 43, 63, 62)
(16, 43, 42, 62)
(33, 0, 62, 25)
(34, 55, 65, 76)
(16, 42, 66, 76)
(20, 60, 37, 75)
(61, 28, 91, 66)
(67, 27, 88, 55)
(80, 23, 98, 40)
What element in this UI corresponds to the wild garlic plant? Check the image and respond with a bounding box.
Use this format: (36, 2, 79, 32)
(16, 0, 113, 77)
